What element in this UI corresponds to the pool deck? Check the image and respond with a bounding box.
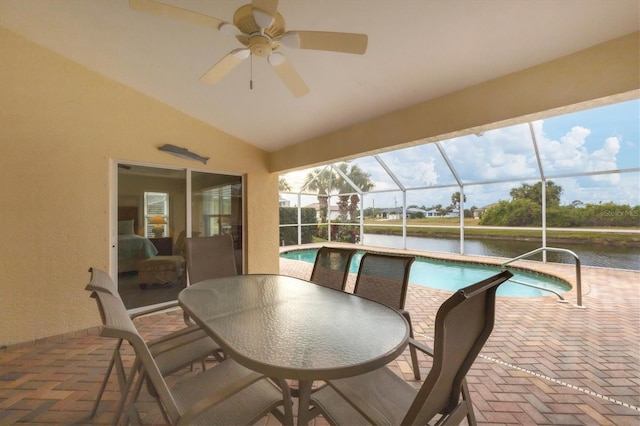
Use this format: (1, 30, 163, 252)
(280, 243, 640, 425)
(0, 244, 637, 424)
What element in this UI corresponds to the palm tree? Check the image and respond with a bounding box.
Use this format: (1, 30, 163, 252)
(305, 168, 335, 224)
(333, 163, 375, 221)
(278, 177, 291, 192)
(331, 163, 374, 243)
(345, 164, 374, 221)
(334, 163, 353, 223)
(451, 191, 467, 210)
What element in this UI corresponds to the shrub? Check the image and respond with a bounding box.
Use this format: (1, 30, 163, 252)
(279, 207, 317, 245)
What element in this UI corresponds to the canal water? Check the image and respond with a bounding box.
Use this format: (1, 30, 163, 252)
(361, 234, 639, 271)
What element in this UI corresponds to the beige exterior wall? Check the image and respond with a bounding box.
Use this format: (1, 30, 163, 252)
(1, 26, 638, 346)
(268, 32, 640, 173)
(0, 28, 279, 346)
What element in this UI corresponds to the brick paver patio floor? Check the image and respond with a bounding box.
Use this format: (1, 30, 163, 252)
(1, 244, 638, 425)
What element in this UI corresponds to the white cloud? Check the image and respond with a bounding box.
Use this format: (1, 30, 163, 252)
(280, 115, 635, 208)
(537, 126, 621, 176)
(446, 125, 539, 181)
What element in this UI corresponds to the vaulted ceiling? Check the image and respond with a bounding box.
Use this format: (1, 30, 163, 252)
(1, 0, 638, 152)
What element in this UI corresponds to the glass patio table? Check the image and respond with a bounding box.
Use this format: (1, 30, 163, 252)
(178, 274, 409, 425)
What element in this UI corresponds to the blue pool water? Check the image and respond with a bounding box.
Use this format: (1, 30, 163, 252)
(281, 249, 571, 298)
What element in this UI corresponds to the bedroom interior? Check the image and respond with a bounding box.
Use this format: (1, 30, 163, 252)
(117, 163, 244, 309)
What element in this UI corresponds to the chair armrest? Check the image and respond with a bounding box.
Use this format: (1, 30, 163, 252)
(129, 301, 181, 319)
(408, 337, 434, 357)
(399, 309, 434, 357)
(147, 325, 205, 355)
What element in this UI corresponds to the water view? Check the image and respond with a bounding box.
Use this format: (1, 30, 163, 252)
(281, 248, 571, 297)
(360, 234, 639, 271)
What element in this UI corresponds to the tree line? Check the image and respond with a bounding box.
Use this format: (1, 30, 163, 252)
(480, 182, 639, 227)
(281, 173, 638, 230)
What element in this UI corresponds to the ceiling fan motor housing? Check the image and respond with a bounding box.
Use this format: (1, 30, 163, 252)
(249, 35, 272, 56)
(234, 4, 284, 56)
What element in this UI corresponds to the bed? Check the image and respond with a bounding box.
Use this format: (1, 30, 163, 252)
(117, 208, 158, 273)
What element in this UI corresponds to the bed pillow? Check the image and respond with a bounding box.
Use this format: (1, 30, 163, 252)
(118, 220, 135, 235)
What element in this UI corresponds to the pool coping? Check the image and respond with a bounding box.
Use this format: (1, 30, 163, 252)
(279, 242, 632, 302)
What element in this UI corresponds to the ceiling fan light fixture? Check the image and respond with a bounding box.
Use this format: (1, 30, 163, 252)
(219, 22, 241, 36)
(268, 52, 285, 66)
(252, 8, 275, 29)
(280, 32, 300, 48)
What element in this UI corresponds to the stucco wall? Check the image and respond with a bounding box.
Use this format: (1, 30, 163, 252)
(0, 28, 279, 346)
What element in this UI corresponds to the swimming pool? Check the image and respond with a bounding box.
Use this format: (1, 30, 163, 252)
(281, 248, 572, 298)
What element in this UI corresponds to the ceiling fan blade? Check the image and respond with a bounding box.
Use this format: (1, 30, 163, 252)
(268, 53, 309, 97)
(129, 0, 226, 31)
(281, 31, 368, 54)
(200, 49, 250, 85)
(251, 0, 279, 27)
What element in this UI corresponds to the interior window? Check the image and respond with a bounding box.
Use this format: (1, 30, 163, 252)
(144, 191, 169, 238)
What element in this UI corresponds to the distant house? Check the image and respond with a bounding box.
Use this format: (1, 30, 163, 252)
(424, 209, 440, 217)
(407, 207, 429, 218)
(446, 209, 460, 218)
(381, 207, 404, 220)
(474, 203, 498, 219)
(305, 202, 340, 221)
(279, 197, 290, 207)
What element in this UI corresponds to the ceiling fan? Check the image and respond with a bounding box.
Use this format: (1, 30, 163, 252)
(129, 0, 368, 97)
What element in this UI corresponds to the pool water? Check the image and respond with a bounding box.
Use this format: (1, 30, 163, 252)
(281, 249, 571, 298)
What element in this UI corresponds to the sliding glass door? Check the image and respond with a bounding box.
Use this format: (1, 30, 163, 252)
(116, 163, 243, 309)
(191, 171, 243, 274)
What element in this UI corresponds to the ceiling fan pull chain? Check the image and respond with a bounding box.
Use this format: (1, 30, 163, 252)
(250, 53, 254, 90)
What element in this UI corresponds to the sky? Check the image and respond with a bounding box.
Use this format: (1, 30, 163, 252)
(280, 99, 639, 210)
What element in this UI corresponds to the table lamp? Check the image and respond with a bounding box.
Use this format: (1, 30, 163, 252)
(149, 215, 167, 238)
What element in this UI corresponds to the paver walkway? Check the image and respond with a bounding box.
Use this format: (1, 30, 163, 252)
(0, 245, 638, 425)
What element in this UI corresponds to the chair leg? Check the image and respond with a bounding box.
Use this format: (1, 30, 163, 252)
(128, 369, 150, 426)
(91, 340, 122, 417)
(113, 346, 128, 395)
(403, 311, 421, 380)
(114, 358, 141, 426)
(91, 339, 122, 418)
(461, 378, 477, 426)
(410, 345, 421, 380)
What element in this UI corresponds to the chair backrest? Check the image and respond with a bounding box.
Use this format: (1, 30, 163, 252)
(173, 230, 187, 256)
(92, 289, 182, 423)
(403, 270, 513, 424)
(185, 235, 237, 284)
(309, 247, 357, 291)
(85, 267, 118, 295)
(353, 252, 415, 309)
